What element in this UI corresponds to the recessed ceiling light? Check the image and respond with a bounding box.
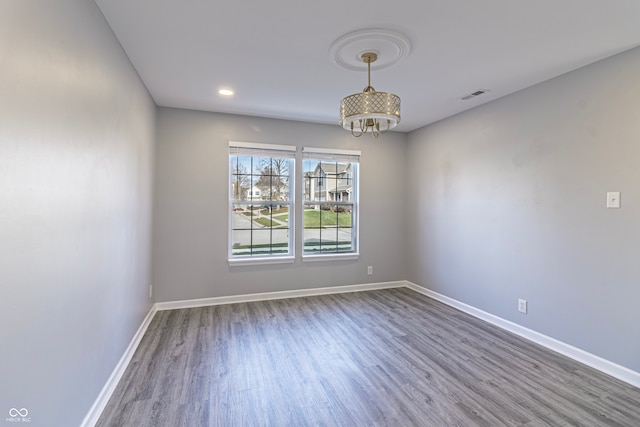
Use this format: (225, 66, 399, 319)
(218, 88, 234, 96)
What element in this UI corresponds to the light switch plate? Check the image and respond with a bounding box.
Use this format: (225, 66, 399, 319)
(607, 192, 621, 209)
(518, 299, 528, 314)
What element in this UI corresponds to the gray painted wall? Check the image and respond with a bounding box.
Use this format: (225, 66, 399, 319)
(152, 108, 407, 302)
(0, 1, 155, 426)
(406, 47, 640, 373)
(3, 1, 638, 423)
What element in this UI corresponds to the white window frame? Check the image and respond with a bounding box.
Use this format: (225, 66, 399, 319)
(302, 147, 360, 261)
(228, 141, 296, 266)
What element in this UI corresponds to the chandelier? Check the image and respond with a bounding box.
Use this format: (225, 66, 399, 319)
(339, 52, 401, 138)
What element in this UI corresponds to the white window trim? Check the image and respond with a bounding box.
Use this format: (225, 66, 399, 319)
(230, 141, 297, 153)
(302, 253, 360, 262)
(228, 141, 296, 264)
(301, 147, 361, 156)
(301, 147, 360, 260)
(229, 255, 295, 267)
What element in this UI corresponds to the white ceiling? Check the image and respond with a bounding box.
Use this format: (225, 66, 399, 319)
(95, 0, 640, 133)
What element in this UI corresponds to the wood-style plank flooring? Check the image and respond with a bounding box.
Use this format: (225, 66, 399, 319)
(97, 288, 640, 426)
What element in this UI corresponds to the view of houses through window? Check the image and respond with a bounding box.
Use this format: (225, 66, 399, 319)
(229, 143, 359, 261)
(303, 152, 358, 254)
(229, 143, 295, 258)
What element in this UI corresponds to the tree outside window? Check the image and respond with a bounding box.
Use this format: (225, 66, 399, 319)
(229, 143, 295, 260)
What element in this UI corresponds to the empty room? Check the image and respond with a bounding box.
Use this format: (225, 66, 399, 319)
(2, 1, 640, 426)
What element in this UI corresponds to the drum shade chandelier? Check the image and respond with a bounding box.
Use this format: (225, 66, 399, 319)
(339, 52, 401, 138)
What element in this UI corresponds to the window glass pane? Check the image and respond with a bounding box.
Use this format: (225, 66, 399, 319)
(231, 155, 252, 201)
(302, 204, 354, 254)
(252, 156, 269, 175)
(303, 205, 321, 229)
(337, 206, 352, 227)
(251, 205, 290, 229)
(231, 204, 253, 229)
(269, 205, 290, 228)
(336, 228, 354, 252)
(244, 175, 256, 201)
(255, 158, 290, 201)
(303, 227, 321, 254)
(229, 144, 294, 259)
(231, 229, 252, 256)
(251, 230, 275, 255)
(231, 217, 291, 256)
(303, 157, 357, 255)
(320, 229, 339, 252)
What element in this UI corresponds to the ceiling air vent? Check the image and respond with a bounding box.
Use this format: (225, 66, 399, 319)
(461, 89, 490, 100)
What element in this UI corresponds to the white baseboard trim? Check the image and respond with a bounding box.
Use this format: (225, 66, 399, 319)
(405, 281, 640, 389)
(81, 304, 158, 427)
(84, 279, 639, 426)
(82, 282, 402, 425)
(155, 281, 405, 311)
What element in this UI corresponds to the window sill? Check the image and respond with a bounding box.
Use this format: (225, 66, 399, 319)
(302, 253, 359, 262)
(228, 256, 295, 267)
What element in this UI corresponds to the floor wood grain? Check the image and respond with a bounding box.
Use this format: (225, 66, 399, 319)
(96, 288, 640, 426)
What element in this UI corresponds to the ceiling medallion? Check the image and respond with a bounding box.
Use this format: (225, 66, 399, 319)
(329, 28, 411, 72)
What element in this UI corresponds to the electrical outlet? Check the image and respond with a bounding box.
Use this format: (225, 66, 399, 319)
(518, 298, 527, 314)
(367, 266, 373, 275)
(149, 284, 153, 299)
